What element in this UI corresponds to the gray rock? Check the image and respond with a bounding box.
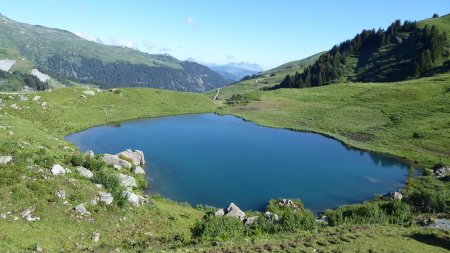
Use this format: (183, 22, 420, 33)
(132, 166, 145, 175)
(119, 174, 137, 189)
(32, 96, 41, 101)
(224, 203, 246, 221)
(433, 166, 450, 179)
(264, 211, 279, 222)
(98, 192, 113, 205)
(118, 149, 145, 166)
(383, 191, 403, 201)
(85, 150, 95, 158)
(75, 204, 90, 216)
(41, 102, 47, 107)
(214, 208, 225, 217)
(83, 90, 96, 96)
(19, 95, 28, 101)
(21, 206, 40, 222)
(21, 206, 35, 218)
(424, 219, 450, 231)
(244, 216, 258, 226)
(123, 191, 140, 206)
(50, 164, 66, 175)
(101, 154, 132, 169)
(77, 166, 93, 179)
(56, 188, 66, 199)
(0, 155, 12, 165)
(92, 232, 100, 242)
(278, 199, 299, 209)
(10, 103, 19, 109)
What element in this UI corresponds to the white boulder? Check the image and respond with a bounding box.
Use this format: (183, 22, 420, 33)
(77, 166, 93, 179)
(132, 166, 145, 175)
(117, 149, 145, 166)
(98, 192, 113, 205)
(50, 164, 66, 175)
(119, 174, 137, 189)
(101, 154, 132, 169)
(0, 155, 12, 165)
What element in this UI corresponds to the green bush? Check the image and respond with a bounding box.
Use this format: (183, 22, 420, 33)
(405, 189, 446, 213)
(65, 153, 86, 166)
(191, 216, 245, 241)
(380, 200, 413, 225)
(83, 156, 106, 171)
(34, 149, 55, 168)
(278, 208, 316, 232)
(91, 169, 127, 207)
(135, 174, 148, 190)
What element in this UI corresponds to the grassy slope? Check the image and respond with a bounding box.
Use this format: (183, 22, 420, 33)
(223, 74, 450, 167)
(0, 88, 213, 252)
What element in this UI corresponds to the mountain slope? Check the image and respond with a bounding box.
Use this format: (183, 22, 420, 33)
(0, 14, 229, 92)
(206, 62, 263, 81)
(273, 15, 450, 89)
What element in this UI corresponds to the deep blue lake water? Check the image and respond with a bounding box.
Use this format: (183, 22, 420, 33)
(66, 113, 410, 212)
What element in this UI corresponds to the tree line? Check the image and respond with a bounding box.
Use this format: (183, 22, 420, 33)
(273, 20, 448, 89)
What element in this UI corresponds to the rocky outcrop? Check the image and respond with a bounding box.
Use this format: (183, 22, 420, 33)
(118, 149, 145, 166)
(278, 199, 299, 209)
(97, 192, 113, 205)
(50, 164, 66, 175)
(132, 166, 145, 175)
(0, 155, 12, 165)
(119, 174, 137, 189)
(383, 191, 403, 201)
(101, 154, 132, 169)
(215, 203, 246, 221)
(433, 166, 450, 179)
(244, 216, 258, 226)
(77, 166, 93, 179)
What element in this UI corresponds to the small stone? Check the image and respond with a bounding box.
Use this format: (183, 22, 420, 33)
(264, 211, 279, 222)
(32, 96, 41, 101)
(19, 95, 28, 101)
(21, 206, 35, 218)
(10, 103, 19, 109)
(244, 216, 258, 226)
(75, 204, 90, 216)
(41, 102, 47, 107)
(50, 164, 66, 175)
(101, 154, 132, 169)
(433, 166, 450, 179)
(224, 203, 246, 221)
(56, 188, 66, 199)
(383, 191, 403, 201)
(0, 155, 13, 165)
(91, 199, 98, 206)
(92, 232, 100, 242)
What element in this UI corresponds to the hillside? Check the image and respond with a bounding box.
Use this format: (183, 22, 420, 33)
(273, 15, 450, 89)
(0, 14, 229, 92)
(206, 62, 263, 81)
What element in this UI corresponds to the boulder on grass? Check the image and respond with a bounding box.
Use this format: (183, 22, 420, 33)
(101, 154, 132, 169)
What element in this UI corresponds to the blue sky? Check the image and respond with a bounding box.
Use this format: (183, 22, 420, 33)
(0, 0, 449, 69)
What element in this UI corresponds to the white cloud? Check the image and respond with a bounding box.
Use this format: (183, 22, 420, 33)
(186, 16, 196, 27)
(74, 32, 103, 44)
(158, 47, 171, 53)
(226, 54, 236, 60)
(109, 38, 136, 49)
(141, 39, 156, 51)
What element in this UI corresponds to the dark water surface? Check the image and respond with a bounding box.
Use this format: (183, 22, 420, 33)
(66, 113, 410, 212)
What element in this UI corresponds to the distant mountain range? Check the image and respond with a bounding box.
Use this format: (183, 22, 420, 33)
(186, 58, 263, 81)
(0, 13, 229, 92)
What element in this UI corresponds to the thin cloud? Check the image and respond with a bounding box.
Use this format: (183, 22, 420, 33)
(226, 54, 236, 60)
(158, 47, 171, 53)
(74, 32, 103, 44)
(109, 38, 136, 49)
(186, 16, 197, 27)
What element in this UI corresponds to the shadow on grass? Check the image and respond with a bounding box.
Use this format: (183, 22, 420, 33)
(409, 231, 450, 251)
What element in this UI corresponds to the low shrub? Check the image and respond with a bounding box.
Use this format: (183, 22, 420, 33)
(278, 208, 316, 232)
(405, 189, 446, 213)
(34, 148, 55, 168)
(83, 156, 106, 171)
(192, 216, 245, 241)
(380, 200, 413, 225)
